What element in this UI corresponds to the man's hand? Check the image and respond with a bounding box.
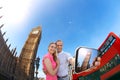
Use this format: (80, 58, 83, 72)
(69, 58, 75, 66)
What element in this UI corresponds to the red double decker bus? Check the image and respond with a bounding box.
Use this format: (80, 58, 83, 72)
(72, 32, 120, 80)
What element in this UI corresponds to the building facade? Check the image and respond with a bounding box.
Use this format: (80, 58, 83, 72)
(81, 52, 91, 71)
(0, 26, 42, 80)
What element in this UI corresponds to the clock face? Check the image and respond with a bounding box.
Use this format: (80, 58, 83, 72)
(32, 30, 39, 34)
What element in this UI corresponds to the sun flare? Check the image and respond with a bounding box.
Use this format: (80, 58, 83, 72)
(0, 0, 32, 26)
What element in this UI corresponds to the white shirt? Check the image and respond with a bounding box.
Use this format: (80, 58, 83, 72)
(57, 51, 72, 77)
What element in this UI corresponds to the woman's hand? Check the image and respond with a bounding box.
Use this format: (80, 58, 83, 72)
(56, 59, 60, 67)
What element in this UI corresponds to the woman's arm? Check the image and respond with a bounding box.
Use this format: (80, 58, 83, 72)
(44, 58, 59, 76)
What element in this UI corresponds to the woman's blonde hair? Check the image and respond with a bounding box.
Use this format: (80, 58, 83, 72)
(48, 42, 57, 61)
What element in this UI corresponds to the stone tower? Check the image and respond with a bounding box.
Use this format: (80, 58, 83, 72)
(16, 26, 42, 80)
(81, 52, 91, 71)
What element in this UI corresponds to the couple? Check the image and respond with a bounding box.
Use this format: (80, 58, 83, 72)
(42, 40, 73, 80)
(42, 40, 101, 80)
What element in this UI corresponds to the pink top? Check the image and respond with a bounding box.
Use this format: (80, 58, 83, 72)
(42, 53, 57, 80)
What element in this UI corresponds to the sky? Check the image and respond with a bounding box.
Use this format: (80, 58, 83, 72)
(0, 0, 120, 78)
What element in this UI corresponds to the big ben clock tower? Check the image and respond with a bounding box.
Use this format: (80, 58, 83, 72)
(16, 26, 42, 80)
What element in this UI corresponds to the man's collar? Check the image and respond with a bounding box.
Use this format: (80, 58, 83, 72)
(58, 51, 63, 54)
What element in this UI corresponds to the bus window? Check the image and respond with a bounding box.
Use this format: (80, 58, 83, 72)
(99, 35, 116, 56)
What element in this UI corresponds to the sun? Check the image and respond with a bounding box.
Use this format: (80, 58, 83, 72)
(0, 0, 32, 25)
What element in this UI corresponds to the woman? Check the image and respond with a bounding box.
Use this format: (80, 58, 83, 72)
(42, 42, 59, 80)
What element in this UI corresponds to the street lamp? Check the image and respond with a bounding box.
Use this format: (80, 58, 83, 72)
(35, 56, 40, 79)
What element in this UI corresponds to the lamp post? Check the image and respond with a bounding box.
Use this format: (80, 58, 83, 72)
(35, 57, 40, 80)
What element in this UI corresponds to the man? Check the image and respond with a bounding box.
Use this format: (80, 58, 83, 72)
(56, 40, 101, 80)
(56, 40, 74, 80)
